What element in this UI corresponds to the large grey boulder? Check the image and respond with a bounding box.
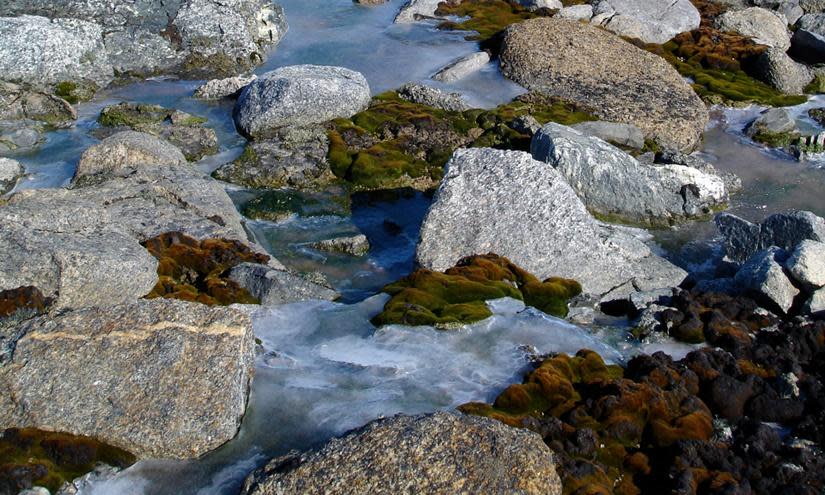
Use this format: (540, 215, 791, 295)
(570, 120, 645, 149)
(397, 83, 470, 112)
(415, 148, 687, 297)
(0, 193, 158, 310)
(228, 262, 339, 305)
(0, 81, 76, 127)
(734, 247, 799, 313)
(0, 298, 255, 459)
(592, 0, 700, 44)
(784, 239, 825, 289)
(753, 47, 813, 94)
(792, 14, 825, 63)
(716, 210, 825, 263)
(241, 412, 562, 495)
(0, 157, 23, 194)
(531, 123, 726, 225)
(432, 52, 491, 83)
(394, 0, 443, 23)
(500, 17, 708, 152)
(715, 8, 791, 50)
(74, 131, 187, 184)
(0, 15, 113, 88)
(234, 65, 371, 139)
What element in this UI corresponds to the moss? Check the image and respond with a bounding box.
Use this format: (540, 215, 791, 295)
(181, 52, 249, 79)
(142, 232, 269, 306)
(0, 428, 135, 493)
(372, 254, 581, 328)
(805, 74, 825, 94)
(750, 129, 801, 149)
(98, 102, 172, 128)
(241, 189, 351, 222)
(435, 0, 544, 43)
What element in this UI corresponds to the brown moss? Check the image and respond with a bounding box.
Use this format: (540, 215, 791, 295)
(142, 232, 268, 306)
(0, 286, 50, 320)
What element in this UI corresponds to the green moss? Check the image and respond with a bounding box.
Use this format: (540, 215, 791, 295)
(434, 0, 542, 43)
(241, 189, 351, 222)
(750, 129, 801, 149)
(98, 102, 171, 128)
(372, 254, 581, 328)
(805, 74, 825, 94)
(0, 428, 135, 493)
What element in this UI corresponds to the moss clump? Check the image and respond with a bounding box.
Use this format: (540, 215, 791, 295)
(805, 74, 825, 94)
(142, 232, 269, 306)
(0, 428, 135, 493)
(328, 91, 596, 190)
(638, 29, 807, 107)
(372, 253, 581, 328)
(241, 188, 351, 222)
(53, 81, 97, 105)
(435, 0, 543, 43)
(750, 129, 801, 149)
(98, 102, 175, 128)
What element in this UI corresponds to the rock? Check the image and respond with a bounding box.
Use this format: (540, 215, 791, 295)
(656, 151, 743, 194)
(0, 15, 112, 88)
(570, 120, 645, 149)
(397, 83, 470, 111)
(592, 0, 701, 43)
(0, 298, 255, 459)
(55, 464, 121, 495)
(0, 157, 23, 194)
(531, 123, 726, 225)
(753, 47, 813, 94)
(355, 0, 388, 4)
(228, 262, 338, 305)
(792, 14, 825, 64)
(747, 107, 797, 138)
(415, 148, 687, 297)
(0, 120, 43, 153)
(394, 0, 443, 23)
(194, 75, 258, 100)
(241, 412, 563, 495)
(558, 4, 594, 20)
(234, 65, 371, 139)
(74, 131, 187, 184)
(432, 52, 491, 83)
(804, 286, 825, 313)
(518, 0, 563, 10)
(715, 8, 791, 50)
(734, 247, 799, 313)
(212, 126, 333, 189)
(716, 210, 825, 263)
(784, 239, 825, 289)
(0, 192, 159, 310)
(0, 81, 76, 127)
(309, 234, 370, 256)
(500, 17, 708, 151)
(19, 488, 50, 495)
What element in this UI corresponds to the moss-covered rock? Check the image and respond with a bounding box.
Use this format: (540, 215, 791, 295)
(142, 232, 269, 306)
(328, 91, 595, 191)
(0, 428, 135, 493)
(435, 0, 545, 45)
(372, 253, 581, 328)
(53, 80, 97, 105)
(240, 188, 351, 222)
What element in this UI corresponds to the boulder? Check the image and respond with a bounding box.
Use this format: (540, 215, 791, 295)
(415, 148, 687, 297)
(432, 52, 491, 83)
(394, 0, 443, 23)
(397, 83, 470, 111)
(228, 262, 338, 305)
(784, 239, 825, 289)
(716, 210, 825, 263)
(570, 120, 645, 149)
(0, 298, 255, 459)
(499, 17, 708, 151)
(747, 108, 797, 138)
(0, 15, 113, 88)
(558, 4, 594, 19)
(234, 65, 371, 139)
(74, 131, 187, 184)
(531, 123, 726, 225)
(792, 14, 825, 64)
(715, 8, 791, 50)
(241, 412, 563, 495)
(0, 81, 76, 127)
(753, 47, 813, 94)
(734, 247, 799, 313)
(0, 157, 23, 194)
(592, 0, 701, 44)
(194, 75, 257, 100)
(804, 286, 825, 314)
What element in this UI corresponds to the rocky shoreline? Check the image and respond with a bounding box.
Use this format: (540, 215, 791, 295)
(2, 0, 825, 494)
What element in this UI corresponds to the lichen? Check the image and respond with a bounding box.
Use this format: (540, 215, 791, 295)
(372, 253, 581, 328)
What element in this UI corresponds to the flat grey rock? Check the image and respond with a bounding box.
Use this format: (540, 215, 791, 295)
(432, 52, 490, 83)
(74, 131, 187, 184)
(558, 4, 594, 20)
(228, 262, 338, 305)
(734, 247, 799, 313)
(397, 83, 470, 111)
(571, 120, 645, 149)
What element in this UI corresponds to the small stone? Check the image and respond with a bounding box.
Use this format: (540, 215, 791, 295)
(734, 247, 799, 313)
(784, 239, 825, 289)
(803, 286, 825, 314)
(432, 52, 491, 83)
(74, 131, 186, 184)
(228, 262, 338, 305)
(193, 75, 257, 100)
(558, 4, 594, 20)
(309, 234, 371, 256)
(397, 83, 470, 112)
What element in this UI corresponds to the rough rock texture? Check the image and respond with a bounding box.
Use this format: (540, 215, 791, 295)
(0, 158, 23, 194)
(308, 234, 371, 256)
(0, 81, 76, 127)
(570, 120, 644, 149)
(715, 7, 791, 49)
(519, 0, 563, 11)
(500, 17, 708, 152)
(531, 123, 726, 225)
(415, 148, 687, 297)
(396, 83, 470, 112)
(74, 131, 187, 184)
(753, 47, 813, 94)
(0, 299, 255, 459)
(228, 262, 338, 305)
(234, 65, 371, 139)
(734, 247, 799, 313)
(194, 75, 257, 100)
(558, 4, 593, 20)
(785, 239, 825, 289)
(716, 210, 825, 263)
(241, 412, 562, 495)
(0, 15, 113, 88)
(592, 0, 701, 43)
(394, 0, 443, 22)
(0, 193, 159, 310)
(747, 107, 797, 139)
(0, 120, 43, 153)
(432, 52, 490, 83)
